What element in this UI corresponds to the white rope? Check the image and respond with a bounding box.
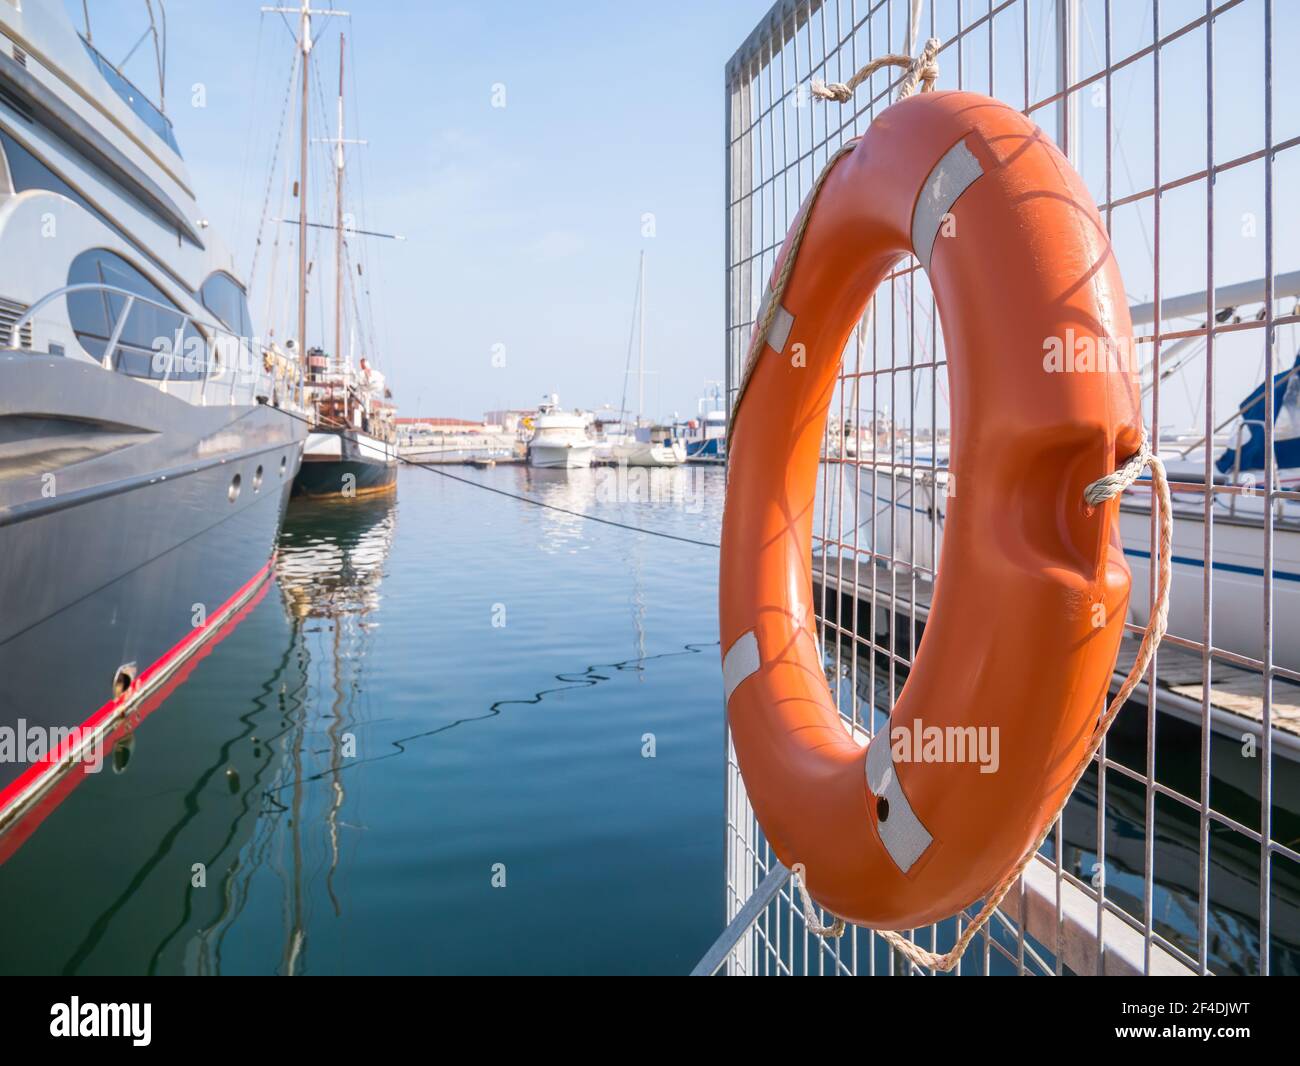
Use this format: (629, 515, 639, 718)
(809, 36, 940, 105)
(1084, 433, 1153, 506)
(906, 0, 927, 56)
(792, 863, 845, 938)
(729, 40, 941, 447)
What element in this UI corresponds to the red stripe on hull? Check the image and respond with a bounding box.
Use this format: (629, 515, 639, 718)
(0, 561, 274, 863)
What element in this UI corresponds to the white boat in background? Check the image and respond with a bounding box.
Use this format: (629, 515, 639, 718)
(1121, 443, 1300, 670)
(619, 251, 685, 467)
(683, 383, 728, 461)
(839, 443, 1300, 672)
(831, 276, 1300, 673)
(613, 427, 687, 467)
(1117, 279, 1300, 669)
(591, 412, 629, 462)
(528, 394, 594, 469)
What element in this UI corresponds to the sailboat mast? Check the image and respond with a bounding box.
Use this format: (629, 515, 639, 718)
(334, 34, 345, 373)
(296, 1, 311, 400)
(637, 250, 645, 425)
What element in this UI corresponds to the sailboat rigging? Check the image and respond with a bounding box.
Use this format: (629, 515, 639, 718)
(261, 5, 400, 498)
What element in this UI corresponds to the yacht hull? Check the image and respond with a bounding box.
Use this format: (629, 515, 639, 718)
(293, 428, 398, 498)
(529, 443, 593, 469)
(1121, 503, 1300, 669)
(612, 441, 687, 467)
(686, 438, 724, 460)
(0, 353, 306, 837)
(839, 460, 1300, 669)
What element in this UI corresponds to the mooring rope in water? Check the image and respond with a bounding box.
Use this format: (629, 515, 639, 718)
(401, 455, 722, 549)
(797, 434, 1173, 971)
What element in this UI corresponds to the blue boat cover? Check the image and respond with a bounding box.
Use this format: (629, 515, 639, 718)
(1216, 349, 1300, 473)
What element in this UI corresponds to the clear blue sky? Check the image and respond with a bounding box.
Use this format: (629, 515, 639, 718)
(66, 1, 1299, 432)
(70, 0, 773, 422)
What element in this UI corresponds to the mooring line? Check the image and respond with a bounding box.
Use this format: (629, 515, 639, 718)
(257, 640, 721, 796)
(270, 405, 722, 549)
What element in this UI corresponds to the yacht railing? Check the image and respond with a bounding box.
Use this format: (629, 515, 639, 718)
(9, 282, 287, 405)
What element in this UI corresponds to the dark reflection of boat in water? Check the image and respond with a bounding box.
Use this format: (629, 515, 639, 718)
(0, 579, 300, 974)
(0, 493, 395, 975)
(191, 494, 396, 975)
(826, 645, 1300, 977)
(276, 496, 396, 621)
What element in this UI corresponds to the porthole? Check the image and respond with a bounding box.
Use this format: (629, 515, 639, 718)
(253, 465, 264, 492)
(112, 662, 137, 700)
(280, 455, 288, 476)
(228, 473, 242, 502)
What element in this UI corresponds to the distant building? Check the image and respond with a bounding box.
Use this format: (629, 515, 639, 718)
(395, 417, 499, 434)
(483, 409, 535, 434)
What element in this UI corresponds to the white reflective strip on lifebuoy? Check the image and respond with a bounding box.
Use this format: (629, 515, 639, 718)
(865, 731, 934, 873)
(754, 287, 796, 356)
(722, 630, 761, 703)
(766, 304, 795, 353)
(911, 139, 984, 272)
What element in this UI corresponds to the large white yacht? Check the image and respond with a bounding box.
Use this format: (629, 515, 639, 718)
(527, 394, 594, 469)
(0, 3, 306, 840)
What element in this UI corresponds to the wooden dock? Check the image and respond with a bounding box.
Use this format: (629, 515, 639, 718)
(811, 554, 1300, 760)
(1112, 639, 1300, 754)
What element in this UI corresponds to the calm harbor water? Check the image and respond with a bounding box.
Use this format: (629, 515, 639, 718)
(0, 463, 726, 975)
(3, 460, 1294, 975)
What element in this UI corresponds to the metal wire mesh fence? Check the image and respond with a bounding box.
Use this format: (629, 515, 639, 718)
(718, 0, 1298, 976)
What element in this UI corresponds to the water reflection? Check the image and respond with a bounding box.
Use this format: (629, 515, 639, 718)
(0, 578, 300, 974)
(192, 495, 396, 974)
(0, 466, 724, 976)
(277, 497, 396, 621)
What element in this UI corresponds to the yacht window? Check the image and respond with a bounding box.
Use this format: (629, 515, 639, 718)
(66, 249, 204, 380)
(78, 38, 180, 155)
(200, 272, 252, 338)
(0, 129, 191, 254)
(0, 130, 110, 225)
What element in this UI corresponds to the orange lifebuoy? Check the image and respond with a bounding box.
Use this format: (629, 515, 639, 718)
(720, 91, 1142, 929)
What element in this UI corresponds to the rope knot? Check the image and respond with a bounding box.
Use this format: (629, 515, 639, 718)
(810, 78, 854, 103)
(809, 37, 941, 108)
(897, 37, 941, 99)
(1083, 432, 1152, 507)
